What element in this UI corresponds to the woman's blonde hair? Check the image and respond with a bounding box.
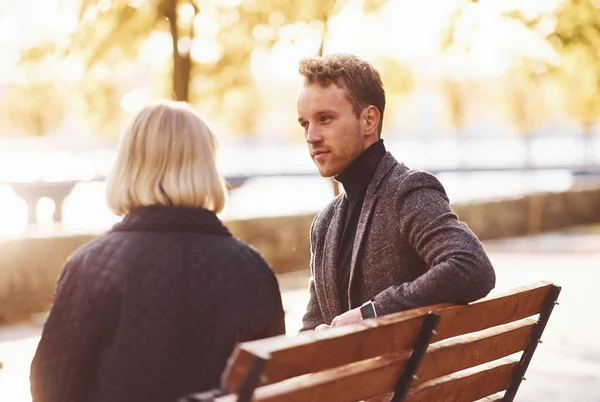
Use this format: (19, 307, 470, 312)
(106, 100, 227, 216)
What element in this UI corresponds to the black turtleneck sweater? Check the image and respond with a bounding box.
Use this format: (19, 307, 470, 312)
(335, 139, 386, 311)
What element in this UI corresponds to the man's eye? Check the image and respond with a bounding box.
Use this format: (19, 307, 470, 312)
(300, 121, 309, 129)
(320, 116, 331, 122)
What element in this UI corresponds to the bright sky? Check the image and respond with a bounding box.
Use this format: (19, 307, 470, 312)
(0, 0, 562, 85)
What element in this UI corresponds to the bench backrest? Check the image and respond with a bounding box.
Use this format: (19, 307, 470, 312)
(187, 281, 560, 402)
(404, 281, 561, 402)
(220, 307, 443, 401)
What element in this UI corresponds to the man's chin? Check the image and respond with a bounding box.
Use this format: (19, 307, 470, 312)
(317, 170, 341, 179)
(315, 162, 343, 178)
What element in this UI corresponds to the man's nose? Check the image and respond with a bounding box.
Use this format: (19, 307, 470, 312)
(305, 126, 322, 144)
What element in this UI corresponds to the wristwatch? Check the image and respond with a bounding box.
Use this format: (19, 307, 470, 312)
(360, 300, 377, 320)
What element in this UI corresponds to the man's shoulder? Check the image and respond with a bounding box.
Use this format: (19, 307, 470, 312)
(384, 161, 448, 199)
(311, 193, 344, 231)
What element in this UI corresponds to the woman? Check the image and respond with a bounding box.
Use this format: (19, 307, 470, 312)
(30, 101, 286, 402)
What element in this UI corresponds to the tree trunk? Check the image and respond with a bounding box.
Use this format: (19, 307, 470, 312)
(164, 0, 191, 102)
(317, 17, 328, 57)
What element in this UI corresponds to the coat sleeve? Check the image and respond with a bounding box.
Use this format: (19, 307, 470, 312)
(372, 172, 496, 316)
(259, 272, 286, 339)
(300, 220, 326, 331)
(30, 255, 119, 402)
(239, 262, 286, 342)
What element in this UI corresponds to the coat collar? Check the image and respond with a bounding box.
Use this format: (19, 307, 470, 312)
(111, 205, 231, 236)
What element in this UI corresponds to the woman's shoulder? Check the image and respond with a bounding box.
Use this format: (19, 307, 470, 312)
(211, 236, 277, 277)
(65, 230, 137, 276)
(220, 236, 270, 267)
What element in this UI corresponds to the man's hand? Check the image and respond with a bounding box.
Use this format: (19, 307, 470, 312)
(331, 307, 362, 327)
(315, 324, 331, 331)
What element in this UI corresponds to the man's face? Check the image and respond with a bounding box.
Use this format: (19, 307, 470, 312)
(297, 82, 365, 178)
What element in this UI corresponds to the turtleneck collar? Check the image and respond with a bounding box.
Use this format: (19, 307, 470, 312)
(335, 139, 386, 200)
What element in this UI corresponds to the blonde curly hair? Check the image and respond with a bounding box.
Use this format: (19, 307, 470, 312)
(299, 53, 386, 136)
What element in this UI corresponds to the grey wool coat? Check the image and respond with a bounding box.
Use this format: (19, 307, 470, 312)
(301, 153, 496, 330)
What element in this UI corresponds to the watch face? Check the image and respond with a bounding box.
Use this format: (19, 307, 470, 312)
(361, 302, 376, 319)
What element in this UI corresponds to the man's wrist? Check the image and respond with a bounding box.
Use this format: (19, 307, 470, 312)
(360, 300, 377, 319)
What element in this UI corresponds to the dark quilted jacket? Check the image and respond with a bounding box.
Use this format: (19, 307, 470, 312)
(30, 206, 285, 402)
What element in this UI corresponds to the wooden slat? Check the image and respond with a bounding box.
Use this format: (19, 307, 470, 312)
(223, 307, 445, 391)
(405, 358, 519, 402)
(223, 281, 551, 392)
(431, 281, 552, 342)
(243, 356, 405, 402)
(415, 317, 536, 385)
(217, 318, 535, 402)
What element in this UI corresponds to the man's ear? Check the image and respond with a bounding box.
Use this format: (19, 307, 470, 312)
(362, 105, 380, 137)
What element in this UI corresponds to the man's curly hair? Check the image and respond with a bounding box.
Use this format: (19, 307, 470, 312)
(298, 54, 386, 136)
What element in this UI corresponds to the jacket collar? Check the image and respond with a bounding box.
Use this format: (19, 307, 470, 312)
(347, 152, 399, 302)
(111, 205, 231, 236)
(322, 153, 399, 317)
(367, 152, 400, 195)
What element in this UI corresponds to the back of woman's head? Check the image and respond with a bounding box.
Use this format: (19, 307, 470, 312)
(106, 100, 226, 216)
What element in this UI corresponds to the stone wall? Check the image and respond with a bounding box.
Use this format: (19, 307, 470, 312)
(1, 185, 599, 324)
(452, 185, 600, 240)
(0, 216, 314, 324)
(0, 234, 98, 323)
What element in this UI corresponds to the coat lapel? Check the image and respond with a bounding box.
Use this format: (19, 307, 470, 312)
(321, 196, 346, 321)
(347, 153, 398, 307)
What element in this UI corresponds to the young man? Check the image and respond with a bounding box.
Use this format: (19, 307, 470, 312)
(296, 54, 495, 331)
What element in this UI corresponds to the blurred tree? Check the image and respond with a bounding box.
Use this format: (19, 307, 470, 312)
(438, 0, 486, 169)
(372, 56, 414, 138)
(1, 44, 66, 136)
(373, 56, 414, 99)
(558, 46, 600, 165)
(441, 78, 467, 130)
(70, 0, 392, 103)
(15, 0, 392, 139)
(505, 0, 600, 165)
(439, 78, 497, 169)
(3, 80, 66, 137)
(441, 0, 600, 166)
(439, 78, 468, 167)
(501, 58, 549, 168)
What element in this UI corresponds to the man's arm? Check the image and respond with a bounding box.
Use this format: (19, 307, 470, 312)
(372, 175, 496, 316)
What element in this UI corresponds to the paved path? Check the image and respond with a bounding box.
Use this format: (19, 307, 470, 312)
(2, 225, 599, 401)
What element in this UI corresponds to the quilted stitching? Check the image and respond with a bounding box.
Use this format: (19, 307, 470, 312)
(30, 206, 285, 402)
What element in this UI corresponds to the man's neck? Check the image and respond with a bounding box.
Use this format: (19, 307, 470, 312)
(335, 139, 386, 199)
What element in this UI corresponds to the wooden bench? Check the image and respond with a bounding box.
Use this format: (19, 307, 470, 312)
(182, 281, 560, 402)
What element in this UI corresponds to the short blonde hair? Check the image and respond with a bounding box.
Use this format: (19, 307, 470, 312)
(106, 101, 227, 216)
